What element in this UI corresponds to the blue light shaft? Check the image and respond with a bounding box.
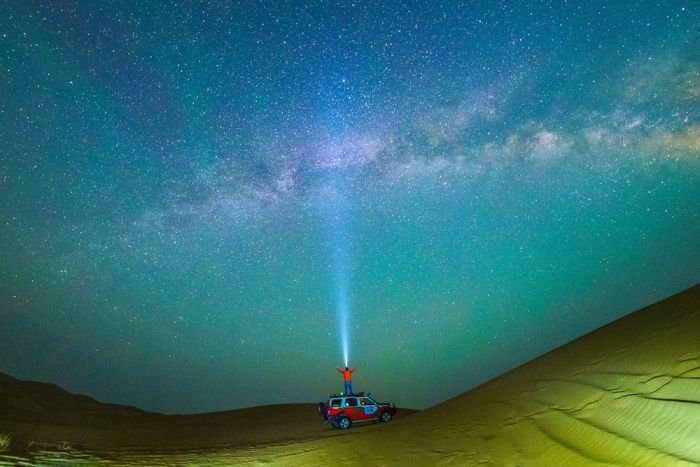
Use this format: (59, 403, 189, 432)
(327, 177, 351, 368)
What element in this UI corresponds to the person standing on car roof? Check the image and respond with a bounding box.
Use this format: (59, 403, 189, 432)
(336, 366, 357, 395)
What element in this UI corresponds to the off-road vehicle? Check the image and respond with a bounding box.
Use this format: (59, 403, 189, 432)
(318, 393, 396, 429)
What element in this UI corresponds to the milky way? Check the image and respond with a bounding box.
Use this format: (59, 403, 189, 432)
(1, 1, 698, 413)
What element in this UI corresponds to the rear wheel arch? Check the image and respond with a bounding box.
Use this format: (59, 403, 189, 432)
(318, 402, 327, 420)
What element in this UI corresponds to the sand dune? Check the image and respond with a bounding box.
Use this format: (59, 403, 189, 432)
(234, 284, 700, 466)
(1, 284, 699, 465)
(0, 372, 415, 464)
(0, 376, 353, 451)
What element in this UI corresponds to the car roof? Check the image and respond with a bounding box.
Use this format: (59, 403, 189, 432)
(329, 394, 374, 400)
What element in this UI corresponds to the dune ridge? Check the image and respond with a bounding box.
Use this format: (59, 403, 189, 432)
(243, 284, 700, 466)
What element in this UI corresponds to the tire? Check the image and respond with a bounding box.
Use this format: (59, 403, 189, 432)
(380, 411, 392, 423)
(318, 402, 327, 421)
(337, 416, 351, 429)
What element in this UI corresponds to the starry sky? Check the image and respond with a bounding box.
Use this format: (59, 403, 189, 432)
(1, 1, 698, 414)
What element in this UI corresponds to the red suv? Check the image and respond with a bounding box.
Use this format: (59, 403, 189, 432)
(318, 393, 396, 429)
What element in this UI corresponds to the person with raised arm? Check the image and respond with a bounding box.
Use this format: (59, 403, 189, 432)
(336, 366, 357, 395)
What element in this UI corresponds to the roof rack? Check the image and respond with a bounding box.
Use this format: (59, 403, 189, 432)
(328, 391, 365, 398)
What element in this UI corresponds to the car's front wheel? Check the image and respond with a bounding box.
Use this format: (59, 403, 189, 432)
(380, 411, 392, 423)
(337, 416, 352, 429)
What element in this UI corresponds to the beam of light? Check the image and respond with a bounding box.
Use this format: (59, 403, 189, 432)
(329, 189, 351, 368)
(332, 223, 350, 368)
(324, 168, 352, 369)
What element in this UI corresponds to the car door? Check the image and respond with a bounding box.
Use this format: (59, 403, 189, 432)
(344, 397, 364, 420)
(359, 397, 379, 419)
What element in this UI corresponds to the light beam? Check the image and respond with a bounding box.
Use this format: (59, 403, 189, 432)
(326, 172, 352, 368)
(330, 196, 350, 368)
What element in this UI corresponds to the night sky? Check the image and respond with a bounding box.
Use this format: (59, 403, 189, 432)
(1, 1, 698, 414)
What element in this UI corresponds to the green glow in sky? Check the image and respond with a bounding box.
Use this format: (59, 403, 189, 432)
(0, 1, 698, 413)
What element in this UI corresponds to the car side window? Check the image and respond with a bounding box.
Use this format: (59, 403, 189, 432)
(330, 399, 341, 408)
(360, 397, 374, 406)
(345, 397, 358, 407)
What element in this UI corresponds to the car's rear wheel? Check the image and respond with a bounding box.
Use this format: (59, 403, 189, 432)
(380, 411, 392, 423)
(318, 402, 327, 420)
(337, 416, 351, 429)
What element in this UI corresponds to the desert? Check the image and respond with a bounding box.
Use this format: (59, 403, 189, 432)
(2, 285, 698, 465)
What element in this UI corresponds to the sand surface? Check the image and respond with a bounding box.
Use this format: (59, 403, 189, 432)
(1, 284, 699, 466)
